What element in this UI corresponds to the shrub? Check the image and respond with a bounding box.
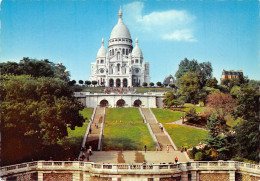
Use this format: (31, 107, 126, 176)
(194, 152, 203, 161)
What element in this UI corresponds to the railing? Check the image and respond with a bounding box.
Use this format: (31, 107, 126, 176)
(78, 107, 96, 160)
(1, 161, 260, 177)
(98, 107, 106, 151)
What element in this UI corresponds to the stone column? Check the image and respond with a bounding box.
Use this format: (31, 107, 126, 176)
(181, 171, 189, 181)
(229, 171, 236, 181)
(191, 170, 197, 181)
(73, 172, 80, 181)
(37, 171, 43, 181)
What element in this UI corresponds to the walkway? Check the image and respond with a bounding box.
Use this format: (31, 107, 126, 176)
(85, 107, 105, 151)
(168, 119, 207, 131)
(141, 108, 175, 151)
(87, 151, 189, 164)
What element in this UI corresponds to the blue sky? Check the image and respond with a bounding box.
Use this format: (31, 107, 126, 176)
(0, 0, 259, 83)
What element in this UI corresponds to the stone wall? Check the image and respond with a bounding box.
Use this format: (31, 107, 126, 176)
(199, 173, 229, 181)
(43, 173, 73, 181)
(236, 173, 260, 181)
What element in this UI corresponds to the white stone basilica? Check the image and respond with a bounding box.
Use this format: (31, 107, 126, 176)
(89, 8, 150, 87)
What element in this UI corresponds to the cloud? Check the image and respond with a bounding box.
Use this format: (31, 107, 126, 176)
(163, 29, 197, 42)
(123, 1, 196, 42)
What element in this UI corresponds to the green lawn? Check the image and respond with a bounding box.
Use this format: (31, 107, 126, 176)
(134, 87, 171, 93)
(164, 124, 208, 149)
(58, 108, 93, 159)
(80, 108, 94, 123)
(103, 108, 155, 150)
(173, 105, 205, 113)
(151, 108, 184, 123)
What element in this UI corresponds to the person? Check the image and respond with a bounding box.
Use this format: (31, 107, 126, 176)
(95, 123, 97, 128)
(89, 128, 92, 134)
(181, 146, 184, 152)
(89, 146, 92, 155)
(142, 160, 146, 169)
(175, 156, 178, 164)
(144, 145, 147, 153)
(166, 145, 169, 153)
(97, 124, 99, 129)
(182, 116, 184, 124)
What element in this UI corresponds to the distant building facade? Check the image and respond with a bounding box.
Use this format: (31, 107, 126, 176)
(163, 74, 175, 85)
(89, 8, 150, 87)
(220, 69, 243, 82)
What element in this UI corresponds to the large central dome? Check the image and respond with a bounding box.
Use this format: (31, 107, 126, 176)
(110, 8, 131, 40)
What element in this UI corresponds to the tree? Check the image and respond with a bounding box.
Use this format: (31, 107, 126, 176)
(79, 80, 83, 85)
(206, 77, 218, 88)
(163, 83, 168, 87)
(175, 58, 212, 87)
(156, 82, 162, 87)
(163, 91, 184, 108)
(206, 93, 236, 126)
(205, 113, 230, 160)
(142, 82, 148, 87)
(179, 72, 200, 103)
(149, 82, 154, 87)
(1, 75, 84, 165)
(0, 57, 70, 82)
(85, 80, 91, 87)
(169, 83, 176, 89)
(186, 108, 199, 122)
(232, 86, 260, 162)
(92, 80, 98, 87)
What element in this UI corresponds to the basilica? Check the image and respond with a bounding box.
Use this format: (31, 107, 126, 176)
(89, 8, 150, 87)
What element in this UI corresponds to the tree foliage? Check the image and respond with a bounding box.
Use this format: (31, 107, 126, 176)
(163, 91, 184, 108)
(175, 58, 212, 87)
(0, 57, 70, 82)
(179, 72, 200, 103)
(206, 77, 218, 88)
(206, 93, 236, 125)
(149, 82, 154, 87)
(142, 82, 148, 87)
(1, 75, 84, 165)
(156, 82, 162, 87)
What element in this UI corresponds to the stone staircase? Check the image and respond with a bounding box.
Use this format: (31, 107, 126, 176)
(85, 107, 105, 151)
(141, 108, 175, 151)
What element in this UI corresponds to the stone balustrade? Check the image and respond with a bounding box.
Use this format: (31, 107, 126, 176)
(1, 161, 259, 180)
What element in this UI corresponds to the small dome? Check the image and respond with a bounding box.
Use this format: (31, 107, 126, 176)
(132, 38, 143, 58)
(110, 8, 131, 40)
(97, 38, 107, 57)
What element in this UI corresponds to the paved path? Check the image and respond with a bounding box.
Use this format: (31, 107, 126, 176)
(141, 108, 175, 151)
(85, 107, 105, 150)
(168, 119, 207, 131)
(86, 151, 190, 164)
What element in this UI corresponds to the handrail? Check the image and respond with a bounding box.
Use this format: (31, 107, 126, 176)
(78, 107, 96, 159)
(1, 161, 259, 177)
(98, 107, 106, 151)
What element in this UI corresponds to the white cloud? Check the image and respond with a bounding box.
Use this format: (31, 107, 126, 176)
(163, 29, 197, 42)
(123, 1, 197, 42)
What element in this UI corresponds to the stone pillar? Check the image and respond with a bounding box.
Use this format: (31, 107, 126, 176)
(38, 171, 43, 181)
(83, 172, 90, 181)
(229, 171, 236, 181)
(181, 171, 189, 181)
(73, 172, 80, 181)
(191, 170, 197, 181)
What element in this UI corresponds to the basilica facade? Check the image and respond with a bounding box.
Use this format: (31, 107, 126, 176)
(89, 8, 150, 87)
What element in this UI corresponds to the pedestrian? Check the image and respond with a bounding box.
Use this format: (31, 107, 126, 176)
(142, 160, 146, 169)
(144, 145, 147, 153)
(182, 116, 184, 124)
(181, 146, 184, 152)
(166, 145, 169, 153)
(95, 123, 97, 128)
(175, 156, 178, 164)
(89, 128, 92, 134)
(97, 124, 99, 129)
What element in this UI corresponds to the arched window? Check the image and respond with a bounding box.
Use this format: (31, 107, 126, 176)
(101, 59, 104, 64)
(97, 60, 99, 64)
(110, 50, 111, 56)
(112, 49, 114, 55)
(126, 49, 128, 55)
(122, 49, 125, 55)
(135, 59, 138, 63)
(117, 64, 120, 71)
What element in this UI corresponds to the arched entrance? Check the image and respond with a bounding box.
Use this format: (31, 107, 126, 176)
(133, 100, 142, 107)
(116, 79, 121, 87)
(123, 79, 128, 87)
(109, 79, 114, 87)
(116, 99, 125, 107)
(100, 99, 109, 107)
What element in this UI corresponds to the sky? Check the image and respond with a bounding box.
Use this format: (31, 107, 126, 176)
(0, 0, 259, 83)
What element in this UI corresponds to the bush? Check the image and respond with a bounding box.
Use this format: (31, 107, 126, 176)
(194, 152, 203, 161)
